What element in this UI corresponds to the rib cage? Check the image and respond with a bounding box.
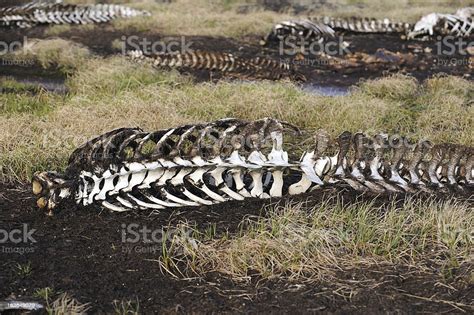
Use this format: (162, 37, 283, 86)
(32, 118, 474, 214)
(128, 50, 301, 81)
(0, 1, 150, 28)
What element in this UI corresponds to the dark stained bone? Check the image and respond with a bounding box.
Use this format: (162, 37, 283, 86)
(66, 128, 143, 176)
(427, 144, 445, 187)
(464, 148, 474, 185)
(388, 137, 409, 188)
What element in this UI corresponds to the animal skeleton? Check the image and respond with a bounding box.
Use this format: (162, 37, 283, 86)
(312, 16, 412, 34)
(407, 13, 473, 40)
(0, 1, 150, 28)
(262, 17, 409, 46)
(266, 8, 473, 44)
(128, 50, 303, 81)
(261, 19, 336, 46)
(32, 118, 474, 214)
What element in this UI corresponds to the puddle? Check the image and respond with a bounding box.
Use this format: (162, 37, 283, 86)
(13, 76, 67, 94)
(303, 84, 350, 96)
(0, 64, 68, 94)
(0, 75, 67, 94)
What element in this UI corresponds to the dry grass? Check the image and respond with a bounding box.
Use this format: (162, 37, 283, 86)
(160, 197, 474, 282)
(46, 293, 90, 315)
(2, 38, 91, 74)
(112, 299, 140, 315)
(0, 52, 473, 181)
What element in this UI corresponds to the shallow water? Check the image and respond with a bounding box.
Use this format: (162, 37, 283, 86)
(302, 84, 350, 96)
(14, 76, 67, 94)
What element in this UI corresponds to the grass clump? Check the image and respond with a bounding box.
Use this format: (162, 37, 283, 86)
(0, 78, 39, 93)
(113, 299, 140, 315)
(34, 287, 55, 301)
(356, 74, 419, 102)
(160, 197, 473, 282)
(46, 293, 90, 315)
(0, 90, 59, 116)
(15, 262, 32, 278)
(3, 38, 91, 75)
(0, 78, 57, 115)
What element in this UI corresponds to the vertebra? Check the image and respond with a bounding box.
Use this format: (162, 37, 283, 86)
(0, 1, 150, 28)
(128, 50, 304, 81)
(32, 118, 473, 214)
(312, 16, 412, 34)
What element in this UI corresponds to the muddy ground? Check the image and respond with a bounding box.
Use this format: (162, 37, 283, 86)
(1, 182, 473, 313)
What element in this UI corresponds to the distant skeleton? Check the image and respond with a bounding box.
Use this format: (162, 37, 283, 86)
(0, 1, 150, 28)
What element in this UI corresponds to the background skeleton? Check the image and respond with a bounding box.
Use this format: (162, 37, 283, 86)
(0, 0, 150, 28)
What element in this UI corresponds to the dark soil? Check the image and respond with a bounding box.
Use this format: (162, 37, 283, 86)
(1, 182, 473, 313)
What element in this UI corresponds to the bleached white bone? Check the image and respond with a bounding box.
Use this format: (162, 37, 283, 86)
(299, 151, 324, 185)
(126, 193, 164, 210)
